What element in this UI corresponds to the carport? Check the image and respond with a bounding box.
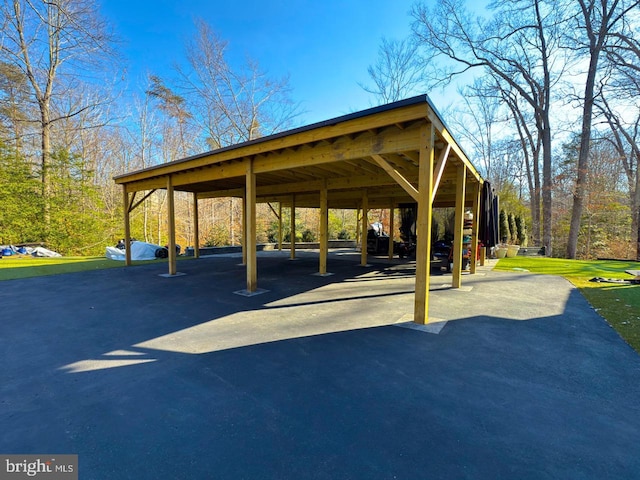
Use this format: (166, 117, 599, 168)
(114, 95, 483, 324)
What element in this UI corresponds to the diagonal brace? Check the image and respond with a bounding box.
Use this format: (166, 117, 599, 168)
(431, 145, 450, 205)
(370, 154, 418, 202)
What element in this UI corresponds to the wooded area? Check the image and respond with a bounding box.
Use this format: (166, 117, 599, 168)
(1, 0, 639, 260)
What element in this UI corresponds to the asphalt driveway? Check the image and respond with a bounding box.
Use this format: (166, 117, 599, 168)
(1, 251, 639, 479)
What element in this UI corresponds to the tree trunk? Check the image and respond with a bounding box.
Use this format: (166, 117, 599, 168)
(566, 52, 599, 259)
(41, 107, 51, 239)
(635, 167, 640, 261)
(541, 123, 553, 257)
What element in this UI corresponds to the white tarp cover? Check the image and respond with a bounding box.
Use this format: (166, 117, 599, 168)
(105, 241, 165, 261)
(32, 246, 62, 257)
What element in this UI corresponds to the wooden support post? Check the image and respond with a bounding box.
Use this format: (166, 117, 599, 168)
(414, 124, 435, 325)
(241, 191, 247, 266)
(452, 165, 467, 289)
(388, 200, 395, 260)
(246, 160, 257, 292)
(278, 202, 283, 251)
(123, 186, 132, 266)
(361, 190, 369, 266)
(167, 176, 177, 276)
(470, 182, 481, 274)
(319, 181, 328, 274)
(192, 192, 200, 259)
(355, 208, 361, 246)
(290, 194, 296, 260)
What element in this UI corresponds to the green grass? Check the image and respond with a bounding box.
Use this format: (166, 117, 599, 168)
(495, 256, 640, 353)
(0, 255, 174, 281)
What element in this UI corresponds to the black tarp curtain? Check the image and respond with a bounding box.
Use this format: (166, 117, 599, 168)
(480, 181, 499, 249)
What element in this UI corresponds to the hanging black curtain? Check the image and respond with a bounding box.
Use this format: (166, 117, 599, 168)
(480, 182, 499, 248)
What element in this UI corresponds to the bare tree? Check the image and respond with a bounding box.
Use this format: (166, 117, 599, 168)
(360, 37, 426, 104)
(494, 77, 544, 245)
(176, 19, 300, 149)
(599, 7, 640, 259)
(0, 0, 116, 236)
(596, 91, 640, 260)
(412, 0, 566, 255)
(565, 0, 640, 259)
(0, 61, 32, 149)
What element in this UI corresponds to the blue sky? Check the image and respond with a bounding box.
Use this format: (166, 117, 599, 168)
(100, 0, 422, 125)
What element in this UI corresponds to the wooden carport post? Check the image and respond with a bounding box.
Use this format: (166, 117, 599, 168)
(246, 160, 257, 292)
(192, 192, 200, 259)
(167, 176, 177, 276)
(319, 181, 328, 274)
(361, 190, 369, 266)
(122, 186, 131, 266)
(278, 202, 283, 251)
(388, 200, 395, 260)
(452, 165, 467, 289)
(290, 194, 296, 260)
(355, 208, 361, 246)
(414, 124, 435, 325)
(241, 191, 247, 266)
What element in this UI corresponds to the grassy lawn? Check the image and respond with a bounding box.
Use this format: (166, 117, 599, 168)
(0, 255, 176, 281)
(495, 257, 640, 353)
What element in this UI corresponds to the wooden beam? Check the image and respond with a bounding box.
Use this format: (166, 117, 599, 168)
(253, 125, 422, 174)
(370, 154, 419, 202)
(319, 181, 328, 274)
(452, 165, 467, 289)
(246, 160, 257, 292)
(431, 144, 451, 204)
(122, 177, 168, 192)
(122, 186, 132, 267)
(167, 176, 177, 276)
(197, 172, 413, 200)
(192, 192, 200, 259)
(198, 188, 246, 199)
(414, 123, 435, 325)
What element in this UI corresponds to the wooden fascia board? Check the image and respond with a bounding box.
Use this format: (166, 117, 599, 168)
(115, 104, 430, 185)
